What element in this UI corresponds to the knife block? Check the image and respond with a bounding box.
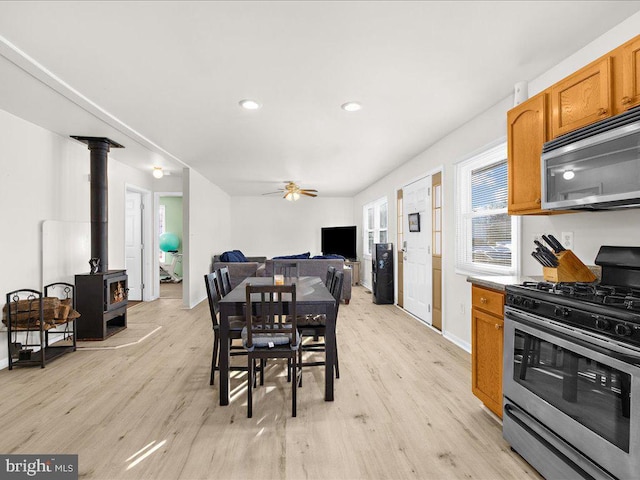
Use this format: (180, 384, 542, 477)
(543, 250, 597, 283)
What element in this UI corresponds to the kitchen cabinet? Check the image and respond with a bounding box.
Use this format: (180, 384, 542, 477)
(471, 285, 504, 418)
(550, 57, 612, 138)
(507, 92, 548, 215)
(618, 36, 640, 112)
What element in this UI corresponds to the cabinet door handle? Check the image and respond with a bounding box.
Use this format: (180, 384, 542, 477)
(480, 297, 487, 304)
(622, 96, 632, 105)
(495, 324, 502, 330)
(598, 108, 608, 116)
(535, 198, 541, 204)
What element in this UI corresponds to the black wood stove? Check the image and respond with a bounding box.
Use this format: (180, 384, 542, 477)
(72, 136, 128, 340)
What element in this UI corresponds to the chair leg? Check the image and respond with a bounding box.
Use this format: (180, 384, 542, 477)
(292, 354, 297, 417)
(210, 331, 220, 386)
(259, 359, 265, 386)
(247, 356, 253, 418)
(334, 338, 340, 379)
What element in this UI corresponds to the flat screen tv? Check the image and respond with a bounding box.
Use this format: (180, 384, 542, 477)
(321, 226, 357, 260)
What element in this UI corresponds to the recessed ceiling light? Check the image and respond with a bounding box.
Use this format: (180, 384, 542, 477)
(562, 170, 575, 180)
(152, 166, 164, 179)
(341, 101, 362, 112)
(239, 99, 261, 110)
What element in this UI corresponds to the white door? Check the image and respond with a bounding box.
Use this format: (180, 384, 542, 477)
(125, 191, 143, 301)
(402, 176, 432, 324)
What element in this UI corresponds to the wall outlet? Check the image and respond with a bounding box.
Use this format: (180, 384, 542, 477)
(561, 231, 574, 250)
(459, 303, 465, 315)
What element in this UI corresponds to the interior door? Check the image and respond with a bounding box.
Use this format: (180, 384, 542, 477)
(125, 190, 143, 301)
(402, 176, 432, 324)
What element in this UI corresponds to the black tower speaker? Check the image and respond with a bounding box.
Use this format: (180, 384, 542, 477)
(372, 243, 394, 304)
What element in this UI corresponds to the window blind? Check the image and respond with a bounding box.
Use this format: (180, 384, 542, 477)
(455, 141, 519, 275)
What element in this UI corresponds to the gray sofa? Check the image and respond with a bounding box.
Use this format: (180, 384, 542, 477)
(263, 258, 352, 304)
(212, 255, 266, 289)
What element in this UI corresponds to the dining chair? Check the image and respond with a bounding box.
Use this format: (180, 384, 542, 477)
(242, 283, 301, 418)
(297, 270, 344, 384)
(325, 265, 336, 288)
(217, 266, 233, 296)
(273, 260, 299, 279)
(204, 273, 248, 385)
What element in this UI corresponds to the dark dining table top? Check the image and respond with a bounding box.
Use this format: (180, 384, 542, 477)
(219, 276, 334, 305)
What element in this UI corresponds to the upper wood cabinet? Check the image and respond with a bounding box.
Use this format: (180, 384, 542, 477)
(619, 36, 640, 111)
(508, 92, 548, 215)
(550, 57, 612, 138)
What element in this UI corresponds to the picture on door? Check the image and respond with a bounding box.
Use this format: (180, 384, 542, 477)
(408, 213, 420, 232)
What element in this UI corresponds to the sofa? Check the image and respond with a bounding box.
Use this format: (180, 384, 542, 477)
(263, 258, 352, 304)
(212, 255, 267, 289)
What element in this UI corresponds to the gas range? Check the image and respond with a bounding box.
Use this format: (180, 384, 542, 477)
(506, 246, 640, 348)
(506, 282, 640, 347)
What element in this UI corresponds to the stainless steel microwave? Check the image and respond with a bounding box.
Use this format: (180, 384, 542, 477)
(541, 106, 640, 210)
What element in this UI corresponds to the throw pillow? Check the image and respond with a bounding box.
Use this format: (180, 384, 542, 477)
(312, 254, 346, 260)
(220, 251, 244, 262)
(273, 252, 311, 260)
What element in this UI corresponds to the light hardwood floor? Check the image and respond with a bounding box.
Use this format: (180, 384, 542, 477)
(0, 286, 541, 480)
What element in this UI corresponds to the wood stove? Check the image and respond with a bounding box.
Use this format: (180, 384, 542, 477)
(75, 270, 127, 340)
(71, 136, 128, 340)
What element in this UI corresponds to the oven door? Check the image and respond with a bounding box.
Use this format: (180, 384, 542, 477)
(504, 306, 640, 480)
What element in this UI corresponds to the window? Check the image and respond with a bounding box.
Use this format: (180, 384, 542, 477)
(363, 197, 388, 257)
(455, 141, 519, 275)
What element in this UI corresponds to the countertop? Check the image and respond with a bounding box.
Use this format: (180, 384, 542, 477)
(466, 275, 542, 292)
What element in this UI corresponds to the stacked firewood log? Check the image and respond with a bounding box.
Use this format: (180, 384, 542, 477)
(2, 297, 80, 330)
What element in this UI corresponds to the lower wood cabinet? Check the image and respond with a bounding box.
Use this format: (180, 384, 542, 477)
(471, 285, 504, 418)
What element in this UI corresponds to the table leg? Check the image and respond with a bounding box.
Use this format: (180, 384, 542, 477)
(219, 309, 230, 406)
(324, 302, 335, 401)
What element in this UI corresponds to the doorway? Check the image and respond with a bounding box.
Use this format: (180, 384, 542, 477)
(157, 193, 183, 299)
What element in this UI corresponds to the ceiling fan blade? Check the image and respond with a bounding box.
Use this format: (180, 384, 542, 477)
(300, 189, 318, 193)
(300, 192, 317, 197)
(261, 191, 283, 195)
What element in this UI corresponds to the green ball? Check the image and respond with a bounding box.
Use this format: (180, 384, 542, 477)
(159, 232, 180, 252)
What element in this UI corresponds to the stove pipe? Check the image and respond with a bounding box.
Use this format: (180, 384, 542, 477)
(71, 136, 124, 273)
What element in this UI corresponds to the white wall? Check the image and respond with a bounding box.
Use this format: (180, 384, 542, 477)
(0, 108, 155, 368)
(230, 196, 354, 259)
(183, 167, 231, 308)
(354, 12, 640, 353)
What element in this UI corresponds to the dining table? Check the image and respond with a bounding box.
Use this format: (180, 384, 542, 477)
(217, 276, 337, 406)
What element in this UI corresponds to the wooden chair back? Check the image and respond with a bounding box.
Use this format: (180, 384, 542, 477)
(204, 272, 223, 327)
(325, 265, 337, 288)
(273, 261, 299, 279)
(244, 284, 297, 350)
(217, 267, 232, 296)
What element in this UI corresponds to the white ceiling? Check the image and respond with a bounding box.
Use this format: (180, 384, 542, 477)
(0, 1, 639, 197)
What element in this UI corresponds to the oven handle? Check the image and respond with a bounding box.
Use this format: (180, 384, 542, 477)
(505, 306, 640, 365)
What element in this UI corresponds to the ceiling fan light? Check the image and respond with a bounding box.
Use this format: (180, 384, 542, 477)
(285, 192, 294, 201)
(292, 192, 300, 201)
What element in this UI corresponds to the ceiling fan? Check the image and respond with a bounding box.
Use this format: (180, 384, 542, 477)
(263, 181, 318, 201)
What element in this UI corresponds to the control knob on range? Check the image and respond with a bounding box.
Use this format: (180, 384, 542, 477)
(592, 316, 611, 331)
(554, 306, 570, 317)
(522, 299, 538, 309)
(512, 296, 523, 306)
(614, 323, 632, 337)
